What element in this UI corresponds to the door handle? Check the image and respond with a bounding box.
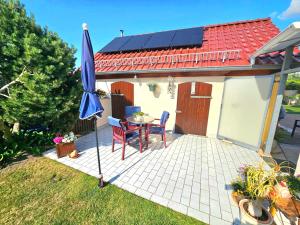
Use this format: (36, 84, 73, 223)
(176, 110, 182, 113)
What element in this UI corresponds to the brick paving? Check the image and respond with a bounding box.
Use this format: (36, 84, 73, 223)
(44, 125, 264, 225)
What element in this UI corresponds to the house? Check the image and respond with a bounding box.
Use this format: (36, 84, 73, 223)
(94, 18, 300, 155)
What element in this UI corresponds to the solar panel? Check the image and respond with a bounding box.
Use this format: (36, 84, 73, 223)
(119, 34, 151, 51)
(100, 27, 203, 53)
(100, 36, 132, 52)
(171, 27, 203, 48)
(143, 30, 176, 49)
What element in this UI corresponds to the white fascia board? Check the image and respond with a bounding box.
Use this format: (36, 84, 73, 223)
(95, 65, 281, 75)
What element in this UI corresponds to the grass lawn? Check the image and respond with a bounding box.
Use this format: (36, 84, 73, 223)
(0, 157, 205, 225)
(284, 105, 300, 114)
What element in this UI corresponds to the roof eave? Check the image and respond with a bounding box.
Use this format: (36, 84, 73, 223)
(95, 64, 281, 75)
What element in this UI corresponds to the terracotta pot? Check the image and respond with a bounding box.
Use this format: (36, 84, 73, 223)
(292, 198, 300, 212)
(239, 199, 274, 225)
(55, 142, 76, 158)
(273, 196, 300, 218)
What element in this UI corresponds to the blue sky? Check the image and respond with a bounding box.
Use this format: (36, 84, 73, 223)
(21, 0, 300, 66)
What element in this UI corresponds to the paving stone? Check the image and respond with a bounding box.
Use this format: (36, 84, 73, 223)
(135, 189, 152, 199)
(122, 183, 137, 193)
(151, 194, 169, 207)
(199, 203, 210, 214)
(141, 179, 152, 191)
(148, 185, 157, 193)
(189, 193, 200, 210)
(168, 201, 188, 214)
(155, 183, 167, 196)
(187, 208, 209, 224)
(163, 191, 173, 199)
(44, 126, 265, 224)
(181, 196, 190, 206)
(210, 216, 232, 225)
(222, 210, 233, 222)
(192, 182, 201, 194)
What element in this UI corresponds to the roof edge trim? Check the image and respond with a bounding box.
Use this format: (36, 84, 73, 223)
(95, 65, 281, 75)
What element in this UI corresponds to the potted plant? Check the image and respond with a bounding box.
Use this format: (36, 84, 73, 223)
(96, 88, 108, 99)
(273, 175, 292, 199)
(147, 83, 157, 92)
(53, 132, 77, 158)
(133, 112, 145, 122)
(286, 175, 300, 199)
(281, 175, 300, 211)
(233, 163, 275, 225)
(231, 178, 247, 205)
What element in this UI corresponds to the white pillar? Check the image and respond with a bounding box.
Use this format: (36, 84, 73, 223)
(264, 46, 293, 154)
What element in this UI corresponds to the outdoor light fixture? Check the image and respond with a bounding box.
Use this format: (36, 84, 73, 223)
(134, 74, 137, 79)
(167, 76, 176, 99)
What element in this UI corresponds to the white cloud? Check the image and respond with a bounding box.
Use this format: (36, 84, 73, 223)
(278, 0, 300, 20)
(269, 11, 278, 18)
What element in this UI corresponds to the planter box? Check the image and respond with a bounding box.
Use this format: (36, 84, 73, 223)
(55, 142, 76, 158)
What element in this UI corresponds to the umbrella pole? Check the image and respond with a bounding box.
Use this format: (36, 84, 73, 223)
(94, 117, 104, 188)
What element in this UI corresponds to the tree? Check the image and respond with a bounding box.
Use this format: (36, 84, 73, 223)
(0, 0, 81, 132)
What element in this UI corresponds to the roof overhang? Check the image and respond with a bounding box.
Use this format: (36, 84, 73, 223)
(95, 64, 281, 76)
(251, 22, 300, 64)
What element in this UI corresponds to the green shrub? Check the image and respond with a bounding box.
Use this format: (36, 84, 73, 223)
(287, 175, 300, 199)
(0, 130, 54, 163)
(286, 79, 300, 92)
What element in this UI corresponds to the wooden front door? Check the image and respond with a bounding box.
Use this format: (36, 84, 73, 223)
(175, 82, 212, 135)
(111, 81, 134, 119)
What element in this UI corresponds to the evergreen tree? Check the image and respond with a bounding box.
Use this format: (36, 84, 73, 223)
(0, 0, 81, 132)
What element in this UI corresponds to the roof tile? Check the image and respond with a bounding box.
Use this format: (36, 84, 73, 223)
(95, 18, 280, 73)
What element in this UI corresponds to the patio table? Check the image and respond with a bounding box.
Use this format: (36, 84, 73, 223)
(126, 116, 154, 149)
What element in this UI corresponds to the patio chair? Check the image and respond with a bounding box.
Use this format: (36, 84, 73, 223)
(108, 116, 142, 160)
(148, 111, 170, 148)
(291, 120, 300, 137)
(125, 106, 141, 119)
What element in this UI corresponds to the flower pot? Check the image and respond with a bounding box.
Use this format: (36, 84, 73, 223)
(239, 199, 273, 225)
(292, 198, 300, 212)
(55, 142, 76, 158)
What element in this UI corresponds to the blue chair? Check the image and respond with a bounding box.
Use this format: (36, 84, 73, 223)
(148, 111, 170, 148)
(108, 116, 142, 160)
(125, 106, 141, 119)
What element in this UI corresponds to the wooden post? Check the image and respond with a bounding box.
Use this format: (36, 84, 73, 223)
(260, 74, 280, 152)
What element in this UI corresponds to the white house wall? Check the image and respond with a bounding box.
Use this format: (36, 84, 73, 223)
(96, 76, 225, 138)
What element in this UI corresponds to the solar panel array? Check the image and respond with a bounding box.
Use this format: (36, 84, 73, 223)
(100, 27, 204, 53)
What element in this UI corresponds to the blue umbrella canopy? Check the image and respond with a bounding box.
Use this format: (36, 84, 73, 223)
(79, 23, 104, 120)
(79, 23, 104, 187)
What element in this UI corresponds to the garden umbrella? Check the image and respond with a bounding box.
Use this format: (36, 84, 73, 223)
(79, 23, 104, 188)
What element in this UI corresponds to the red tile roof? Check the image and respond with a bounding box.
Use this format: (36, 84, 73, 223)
(95, 18, 280, 73)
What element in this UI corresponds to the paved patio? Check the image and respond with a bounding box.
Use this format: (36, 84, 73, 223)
(45, 125, 265, 225)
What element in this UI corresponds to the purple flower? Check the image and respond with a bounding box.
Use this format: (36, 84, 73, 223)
(53, 136, 63, 144)
(238, 164, 249, 176)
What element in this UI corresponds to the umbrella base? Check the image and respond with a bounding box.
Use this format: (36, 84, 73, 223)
(98, 174, 104, 188)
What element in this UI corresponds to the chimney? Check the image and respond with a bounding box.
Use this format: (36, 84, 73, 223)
(120, 29, 124, 37)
